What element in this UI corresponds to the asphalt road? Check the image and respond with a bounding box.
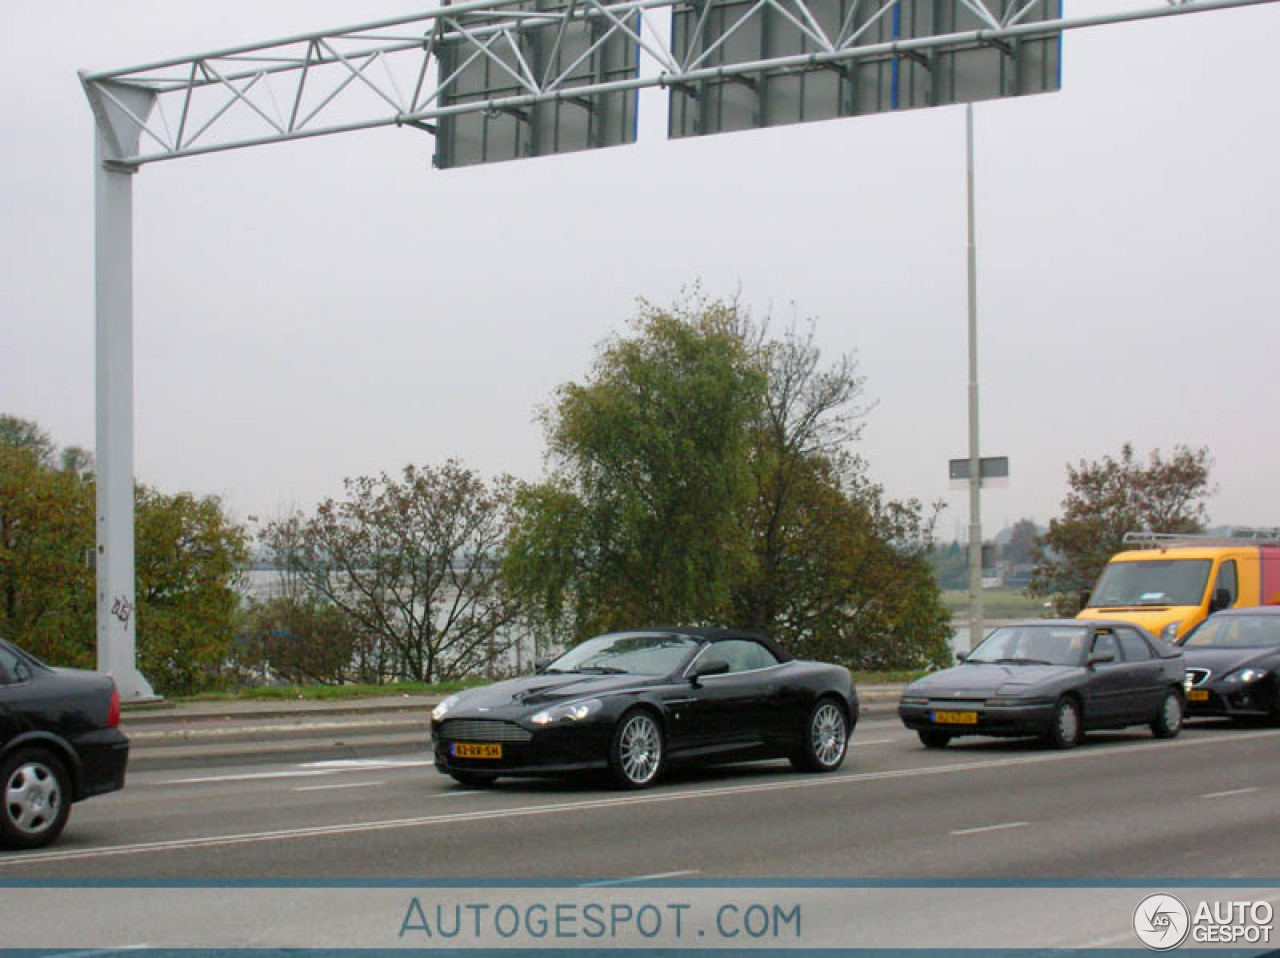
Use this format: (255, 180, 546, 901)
(4, 716, 1280, 882)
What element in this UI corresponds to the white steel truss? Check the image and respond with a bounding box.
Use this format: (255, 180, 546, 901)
(81, 0, 1279, 168)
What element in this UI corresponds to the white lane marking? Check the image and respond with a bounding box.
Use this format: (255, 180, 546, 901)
(293, 781, 385, 792)
(39, 948, 150, 957)
(1200, 786, 1260, 799)
(851, 739, 892, 747)
(582, 870, 701, 886)
(950, 821, 1028, 836)
(7, 727, 1278, 867)
(159, 770, 337, 785)
(302, 758, 431, 769)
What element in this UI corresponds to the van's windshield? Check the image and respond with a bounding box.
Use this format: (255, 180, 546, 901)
(1086, 559, 1211, 608)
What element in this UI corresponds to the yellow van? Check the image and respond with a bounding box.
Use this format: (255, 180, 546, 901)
(1077, 533, 1280, 641)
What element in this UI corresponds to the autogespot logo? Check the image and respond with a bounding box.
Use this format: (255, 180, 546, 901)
(1134, 893, 1191, 950)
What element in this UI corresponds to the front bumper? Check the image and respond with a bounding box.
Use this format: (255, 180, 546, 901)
(432, 717, 612, 778)
(898, 700, 1057, 738)
(1184, 681, 1274, 719)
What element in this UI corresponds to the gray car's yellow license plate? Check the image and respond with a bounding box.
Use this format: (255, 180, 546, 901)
(931, 710, 979, 725)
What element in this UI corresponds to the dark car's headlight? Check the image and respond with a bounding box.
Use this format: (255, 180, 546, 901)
(432, 694, 462, 722)
(899, 695, 929, 706)
(1224, 667, 1269, 685)
(985, 697, 1025, 707)
(530, 698, 603, 726)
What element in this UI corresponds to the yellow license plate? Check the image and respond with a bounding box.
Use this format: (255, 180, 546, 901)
(452, 743, 502, 759)
(932, 710, 979, 725)
(1188, 689, 1209, 702)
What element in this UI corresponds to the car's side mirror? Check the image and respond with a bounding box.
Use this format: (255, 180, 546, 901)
(689, 659, 730, 685)
(1088, 651, 1115, 666)
(533, 658, 552, 674)
(1209, 587, 1232, 613)
(955, 652, 969, 663)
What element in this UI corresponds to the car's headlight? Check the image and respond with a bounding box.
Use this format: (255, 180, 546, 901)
(1160, 621, 1183, 641)
(530, 698, 603, 726)
(899, 696, 928, 706)
(1226, 667, 1269, 685)
(432, 694, 461, 722)
(985, 697, 1023, 707)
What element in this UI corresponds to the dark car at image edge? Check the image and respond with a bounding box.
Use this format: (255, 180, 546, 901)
(0, 637, 130, 849)
(432, 627, 857, 788)
(898, 619, 1185, 749)
(1181, 606, 1280, 722)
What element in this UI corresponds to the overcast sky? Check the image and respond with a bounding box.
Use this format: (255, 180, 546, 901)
(4, 0, 1279, 541)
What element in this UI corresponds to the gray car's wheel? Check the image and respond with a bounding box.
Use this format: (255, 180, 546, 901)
(1151, 689, 1183, 739)
(1045, 697, 1083, 749)
(609, 709, 665, 789)
(790, 699, 849, 773)
(918, 729, 952, 749)
(0, 748, 71, 850)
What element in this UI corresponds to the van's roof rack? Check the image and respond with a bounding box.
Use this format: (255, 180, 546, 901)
(1122, 528, 1280, 548)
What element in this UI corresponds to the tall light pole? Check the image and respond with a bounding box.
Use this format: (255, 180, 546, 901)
(965, 103, 984, 651)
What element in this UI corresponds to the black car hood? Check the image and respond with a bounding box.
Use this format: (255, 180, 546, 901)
(1182, 647, 1278, 674)
(907, 663, 1078, 697)
(452, 672, 654, 712)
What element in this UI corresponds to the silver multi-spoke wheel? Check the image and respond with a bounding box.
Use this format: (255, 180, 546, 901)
(791, 698, 850, 773)
(612, 711, 663, 788)
(810, 702, 847, 769)
(1, 751, 69, 848)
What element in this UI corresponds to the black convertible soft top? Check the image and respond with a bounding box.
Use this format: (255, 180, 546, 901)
(638, 625, 796, 664)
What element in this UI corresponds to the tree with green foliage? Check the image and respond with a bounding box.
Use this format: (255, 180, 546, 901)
(506, 296, 765, 637)
(1, 414, 249, 693)
(0, 420, 95, 665)
(1030, 443, 1213, 613)
(134, 486, 249, 694)
(505, 295, 951, 670)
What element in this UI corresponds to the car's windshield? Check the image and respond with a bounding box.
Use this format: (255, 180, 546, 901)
(1182, 615, 1280, 649)
(1086, 559, 1211, 608)
(545, 633, 699, 676)
(967, 626, 1089, 667)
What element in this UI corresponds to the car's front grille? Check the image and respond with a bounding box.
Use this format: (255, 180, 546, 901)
(439, 719, 532, 743)
(1186, 668, 1211, 687)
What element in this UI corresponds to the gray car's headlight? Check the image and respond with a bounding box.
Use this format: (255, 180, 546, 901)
(530, 698, 603, 726)
(899, 696, 928, 706)
(432, 694, 461, 722)
(1160, 621, 1183, 641)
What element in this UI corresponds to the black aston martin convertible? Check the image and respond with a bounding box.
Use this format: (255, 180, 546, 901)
(431, 627, 857, 788)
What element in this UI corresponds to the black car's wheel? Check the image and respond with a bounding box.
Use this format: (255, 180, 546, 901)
(609, 709, 665, 789)
(0, 748, 71, 850)
(1045, 696, 1083, 749)
(918, 729, 952, 749)
(449, 771, 498, 788)
(790, 698, 849, 773)
(1151, 689, 1184, 739)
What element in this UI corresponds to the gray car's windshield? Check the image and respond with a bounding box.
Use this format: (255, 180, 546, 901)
(1183, 615, 1280, 648)
(545, 633, 699, 676)
(1087, 559, 1211, 607)
(967, 626, 1089, 667)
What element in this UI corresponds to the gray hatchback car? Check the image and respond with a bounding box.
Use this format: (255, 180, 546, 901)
(898, 619, 1185, 749)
